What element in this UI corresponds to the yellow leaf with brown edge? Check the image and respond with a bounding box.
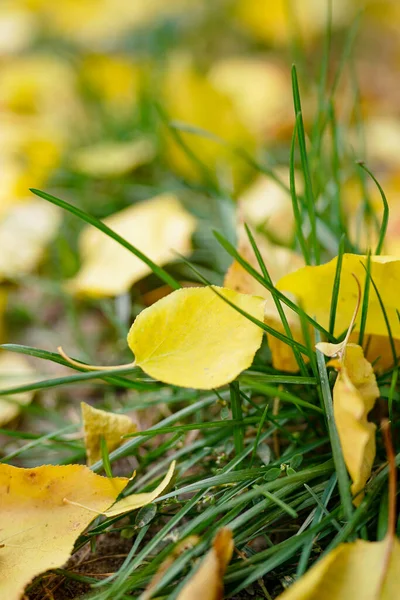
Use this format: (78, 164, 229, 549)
(0, 352, 37, 426)
(0, 463, 129, 600)
(127, 286, 265, 389)
(103, 460, 176, 517)
(276, 537, 400, 599)
(81, 402, 137, 466)
(68, 194, 196, 297)
(277, 254, 400, 370)
(177, 528, 234, 600)
(318, 343, 379, 505)
(224, 226, 305, 372)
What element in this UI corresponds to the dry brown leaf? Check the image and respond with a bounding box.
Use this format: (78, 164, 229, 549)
(0, 463, 128, 600)
(81, 402, 137, 466)
(177, 528, 234, 600)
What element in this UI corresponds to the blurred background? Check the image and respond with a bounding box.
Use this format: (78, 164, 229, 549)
(1, 0, 400, 449)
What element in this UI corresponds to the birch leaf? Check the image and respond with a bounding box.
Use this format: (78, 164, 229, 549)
(277, 537, 400, 600)
(103, 461, 176, 517)
(128, 286, 265, 389)
(0, 463, 128, 600)
(0, 353, 36, 426)
(318, 343, 379, 505)
(69, 194, 196, 297)
(177, 528, 234, 600)
(81, 402, 137, 466)
(72, 138, 155, 177)
(224, 226, 304, 372)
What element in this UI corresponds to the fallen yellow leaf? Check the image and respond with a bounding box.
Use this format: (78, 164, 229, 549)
(276, 537, 400, 599)
(81, 402, 137, 466)
(0, 352, 36, 426)
(277, 254, 400, 369)
(224, 226, 304, 372)
(69, 194, 196, 297)
(0, 463, 128, 600)
(177, 528, 233, 600)
(127, 286, 265, 389)
(103, 460, 175, 517)
(72, 138, 155, 177)
(0, 199, 61, 281)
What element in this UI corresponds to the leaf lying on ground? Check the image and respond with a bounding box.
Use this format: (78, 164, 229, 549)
(68, 193, 196, 297)
(277, 537, 400, 599)
(72, 138, 155, 177)
(318, 343, 379, 505)
(0, 199, 60, 281)
(177, 528, 234, 600)
(81, 402, 137, 466)
(224, 226, 304, 372)
(0, 352, 36, 426)
(128, 286, 265, 389)
(0, 463, 129, 600)
(277, 254, 400, 369)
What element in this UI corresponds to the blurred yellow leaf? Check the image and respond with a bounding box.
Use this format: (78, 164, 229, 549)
(103, 460, 175, 517)
(277, 254, 400, 369)
(0, 199, 60, 281)
(318, 343, 379, 505)
(0, 463, 128, 600)
(128, 286, 265, 389)
(276, 537, 400, 599)
(72, 138, 155, 177)
(81, 402, 137, 466)
(0, 352, 36, 426)
(69, 194, 196, 297)
(177, 528, 233, 600)
(224, 227, 304, 372)
(163, 59, 255, 186)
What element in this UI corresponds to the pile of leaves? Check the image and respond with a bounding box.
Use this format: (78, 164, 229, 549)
(2, 1, 400, 599)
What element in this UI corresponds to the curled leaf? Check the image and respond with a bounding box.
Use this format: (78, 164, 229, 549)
(81, 402, 137, 466)
(177, 528, 234, 600)
(128, 286, 265, 389)
(0, 463, 128, 600)
(69, 194, 196, 297)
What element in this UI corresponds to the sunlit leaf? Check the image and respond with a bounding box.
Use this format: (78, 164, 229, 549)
(0, 352, 36, 426)
(177, 528, 233, 600)
(277, 537, 400, 599)
(0, 463, 128, 600)
(128, 286, 265, 389)
(81, 402, 137, 466)
(69, 194, 196, 297)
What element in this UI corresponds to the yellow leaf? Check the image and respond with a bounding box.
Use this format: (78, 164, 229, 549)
(128, 286, 265, 389)
(276, 537, 400, 599)
(224, 227, 304, 372)
(0, 353, 36, 426)
(317, 343, 379, 505)
(69, 194, 196, 297)
(72, 138, 155, 178)
(177, 528, 234, 600)
(81, 402, 137, 466)
(0, 463, 128, 600)
(103, 460, 176, 517)
(277, 254, 400, 369)
(0, 200, 61, 281)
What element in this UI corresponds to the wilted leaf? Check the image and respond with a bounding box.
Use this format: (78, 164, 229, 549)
(224, 227, 304, 372)
(128, 286, 265, 389)
(277, 254, 400, 369)
(0, 200, 60, 281)
(177, 528, 233, 600)
(0, 352, 36, 426)
(69, 194, 196, 297)
(103, 460, 176, 517)
(0, 463, 128, 600)
(72, 138, 155, 177)
(81, 402, 137, 466)
(277, 537, 400, 599)
(318, 343, 379, 505)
